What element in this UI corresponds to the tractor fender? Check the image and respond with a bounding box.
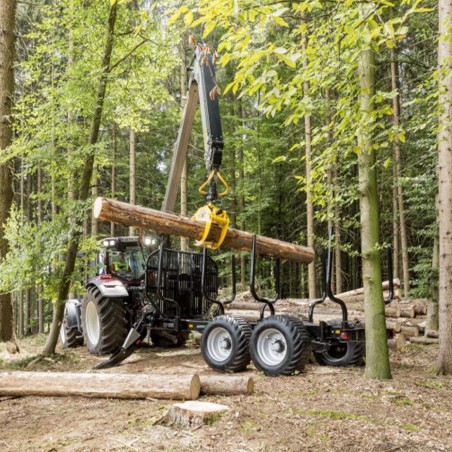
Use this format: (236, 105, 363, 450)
(87, 277, 128, 298)
(64, 299, 82, 331)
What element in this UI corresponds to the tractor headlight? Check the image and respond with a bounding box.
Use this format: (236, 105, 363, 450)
(102, 240, 110, 247)
(109, 239, 116, 246)
(144, 236, 156, 246)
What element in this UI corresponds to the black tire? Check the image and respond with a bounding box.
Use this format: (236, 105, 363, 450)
(313, 319, 365, 366)
(81, 287, 128, 356)
(201, 315, 252, 373)
(250, 315, 311, 377)
(60, 306, 83, 348)
(60, 323, 83, 349)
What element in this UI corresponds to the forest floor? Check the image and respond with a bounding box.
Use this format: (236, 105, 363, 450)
(0, 317, 451, 451)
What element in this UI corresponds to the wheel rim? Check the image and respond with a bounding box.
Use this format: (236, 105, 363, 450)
(85, 301, 101, 346)
(256, 328, 287, 366)
(59, 323, 67, 344)
(206, 327, 233, 362)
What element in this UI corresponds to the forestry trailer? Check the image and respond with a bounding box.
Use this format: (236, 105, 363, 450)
(62, 42, 389, 376)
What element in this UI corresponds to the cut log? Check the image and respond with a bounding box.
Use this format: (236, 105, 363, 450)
(200, 375, 254, 396)
(335, 291, 400, 304)
(385, 306, 401, 318)
(400, 325, 419, 337)
(94, 197, 314, 264)
(169, 401, 229, 427)
(335, 280, 400, 299)
(408, 336, 439, 345)
(388, 334, 406, 350)
(425, 329, 439, 338)
(386, 319, 402, 333)
(0, 371, 201, 400)
(399, 306, 416, 318)
(412, 300, 428, 316)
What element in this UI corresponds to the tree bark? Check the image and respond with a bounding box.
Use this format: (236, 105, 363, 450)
(129, 127, 136, 236)
(303, 32, 316, 299)
(357, 21, 391, 379)
(0, 0, 18, 347)
(94, 197, 315, 264)
(43, 3, 119, 355)
(110, 123, 117, 236)
(0, 371, 200, 400)
(200, 375, 254, 395)
(437, 0, 452, 375)
(390, 47, 410, 297)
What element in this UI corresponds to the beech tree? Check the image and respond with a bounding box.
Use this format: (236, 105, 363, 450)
(0, 0, 18, 350)
(437, 0, 452, 375)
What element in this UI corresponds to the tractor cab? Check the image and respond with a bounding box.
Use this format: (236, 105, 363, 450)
(99, 236, 157, 282)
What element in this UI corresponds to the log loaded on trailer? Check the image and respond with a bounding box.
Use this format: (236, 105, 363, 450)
(65, 42, 392, 376)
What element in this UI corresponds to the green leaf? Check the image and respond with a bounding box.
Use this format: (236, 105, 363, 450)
(203, 22, 216, 39)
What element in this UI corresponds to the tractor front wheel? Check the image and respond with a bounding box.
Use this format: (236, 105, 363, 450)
(81, 287, 128, 356)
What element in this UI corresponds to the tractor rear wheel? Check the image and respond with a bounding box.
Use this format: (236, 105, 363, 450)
(201, 315, 252, 373)
(81, 287, 128, 356)
(313, 319, 365, 366)
(250, 315, 311, 376)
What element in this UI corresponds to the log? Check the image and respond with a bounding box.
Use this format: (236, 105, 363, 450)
(412, 300, 428, 316)
(200, 375, 254, 396)
(0, 371, 201, 400)
(388, 334, 406, 350)
(335, 279, 400, 300)
(399, 306, 416, 319)
(94, 197, 314, 264)
(400, 325, 419, 337)
(425, 329, 439, 338)
(408, 336, 439, 345)
(386, 319, 402, 333)
(385, 306, 401, 318)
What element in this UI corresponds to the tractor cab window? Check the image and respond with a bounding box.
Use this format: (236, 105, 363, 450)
(111, 246, 147, 280)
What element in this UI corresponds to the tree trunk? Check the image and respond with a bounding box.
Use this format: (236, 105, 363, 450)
(238, 101, 246, 288)
(390, 47, 410, 297)
(110, 123, 117, 236)
(94, 197, 315, 263)
(0, 0, 18, 348)
(129, 128, 136, 236)
(427, 225, 439, 332)
(37, 167, 44, 333)
(357, 24, 391, 379)
(303, 33, 316, 299)
(437, 0, 452, 375)
(0, 371, 200, 400)
(43, 3, 119, 355)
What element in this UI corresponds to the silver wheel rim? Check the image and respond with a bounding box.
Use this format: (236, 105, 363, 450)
(256, 328, 287, 366)
(59, 322, 67, 344)
(207, 327, 233, 362)
(85, 301, 100, 346)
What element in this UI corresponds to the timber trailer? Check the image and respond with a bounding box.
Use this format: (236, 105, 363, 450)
(78, 42, 394, 376)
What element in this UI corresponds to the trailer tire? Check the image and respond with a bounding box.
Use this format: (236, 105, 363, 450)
(81, 287, 128, 356)
(201, 315, 252, 373)
(250, 315, 311, 377)
(313, 320, 365, 366)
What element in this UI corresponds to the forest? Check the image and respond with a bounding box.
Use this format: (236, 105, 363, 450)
(1, 1, 452, 450)
(0, 0, 451, 378)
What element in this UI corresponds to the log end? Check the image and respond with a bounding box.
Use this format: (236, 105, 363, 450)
(190, 374, 201, 400)
(93, 197, 104, 219)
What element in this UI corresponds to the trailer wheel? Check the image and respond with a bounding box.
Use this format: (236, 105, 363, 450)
(313, 320, 365, 366)
(250, 315, 311, 377)
(201, 315, 252, 373)
(81, 287, 128, 356)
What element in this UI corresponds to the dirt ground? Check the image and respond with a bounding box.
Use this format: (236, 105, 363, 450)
(0, 331, 451, 452)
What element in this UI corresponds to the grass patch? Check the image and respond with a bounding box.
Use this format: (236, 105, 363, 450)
(416, 380, 444, 389)
(400, 422, 421, 432)
(2, 354, 40, 369)
(307, 410, 372, 423)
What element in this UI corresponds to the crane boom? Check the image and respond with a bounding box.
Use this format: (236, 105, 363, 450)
(162, 44, 224, 214)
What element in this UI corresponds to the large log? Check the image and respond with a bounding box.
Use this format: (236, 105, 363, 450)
(335, 279, 400, 300)
(0, 371, 201, 400)
(94, 197, 314, 264)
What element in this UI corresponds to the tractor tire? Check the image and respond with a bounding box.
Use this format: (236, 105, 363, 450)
(60, 323, 83, 349)
(250, 315, 312, 377)
(60, 306, 83, 349)
(81, 287, 128, 356)
(313, 319, 365, 367)
(201, 315, 252, 373)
